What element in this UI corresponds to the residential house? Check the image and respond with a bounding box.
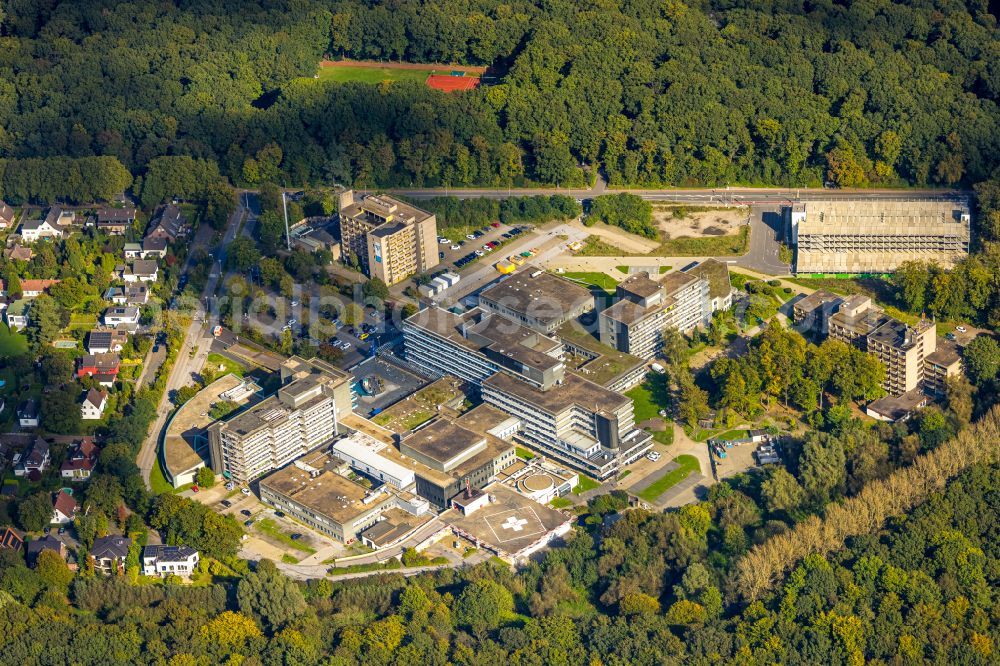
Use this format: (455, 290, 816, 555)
(77, 352, 121, 381)
(142, 545, 200, 577)
(89, 535, 131, 575)
(123, 259, 158, 283)
(3, 246, 33, 262)
(15, 437, 49, 476)
(102, 306, 140, 331)
(61, 439, 100, 479)
(86, 329, 128, 354)
(16, 399, 40, 428)
(141, 236, 168, 259)
(26, 535, 66, 566)
(45, 206, 74, 228)
(0, 202, 15, 228)
(18, 218, 63, 242)
(146, 204, 189, 241)
(96, 206, 136, 235)
(124, 285, 149, 305)
(4, 300, 29, 330)
(103, 286, 126, 304)
(123, 242, 143, 259)
(0, 527, 23, 553)
(52, 490, 78, 524)
(0, 278, 60, 299)
(80, 388, 108, 421)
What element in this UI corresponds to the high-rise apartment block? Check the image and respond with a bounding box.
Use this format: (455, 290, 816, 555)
(786, 199, 971, 273)
(337, 190, 439, 285)
(207, 356, 353, 483)
(599, 266, 720, 360)
(827, 297, 938, 396)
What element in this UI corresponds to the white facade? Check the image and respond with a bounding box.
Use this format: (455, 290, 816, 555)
(332, 434, 416, 489)
(80, 392, 107, 420)
(142, 546, 199, 577)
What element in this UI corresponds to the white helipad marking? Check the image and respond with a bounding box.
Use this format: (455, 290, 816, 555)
(501, 516, 528, 532)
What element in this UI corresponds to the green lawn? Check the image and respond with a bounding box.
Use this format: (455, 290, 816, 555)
(149, 457, 175, 495)
(0, 324, 28, 357)
(617, 470, 632, 480)
(652, 428, 674, 446)
(255, 518, 316, 555)
(313, 64, 441, 85)
(205, 352, 246, 377)
(561, 271, 618, 294)
(571, 475, 601, 495)
(626, 383, 661, 422)
(550, 497, 573, 509)
(717, 429, 749, 441)
(637, 455, 701, 503)
(515, 446, 536, 461)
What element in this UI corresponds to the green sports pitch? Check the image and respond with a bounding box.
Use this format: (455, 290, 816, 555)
(313, 64, 447, 85)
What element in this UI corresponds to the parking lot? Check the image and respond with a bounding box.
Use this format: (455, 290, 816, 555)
(436, 222, 530, 269)
(192, 483, 352, 564)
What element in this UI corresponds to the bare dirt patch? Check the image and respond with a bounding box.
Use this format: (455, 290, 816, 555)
(654, 206, 749, 240)
(565, 219, 659, 253)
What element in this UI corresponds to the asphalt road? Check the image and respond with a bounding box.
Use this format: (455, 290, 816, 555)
(735, 206, 789, 275)
(369, 184, 970, 204)
(136, 197, 248, 487)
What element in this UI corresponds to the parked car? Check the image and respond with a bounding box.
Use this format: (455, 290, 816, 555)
(359, 333, 369, 340)
(956, 325, 968, 333)
(274, 511, 285, 518)
(191, 485, 199, 493)
(450, 244, 460, 250)
(290, 533, 302, 541)
(241, 509, 253, 517)
(244, 519, 254, 527)
(58, 527, 66, 535)
(491, 222, 501, 228)
(466, 234, 476, 240)
(241, 487, 251, 496)
(221, 500, 233, 508)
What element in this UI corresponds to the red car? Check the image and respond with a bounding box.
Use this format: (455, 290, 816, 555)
(191, 485, 199, 493)
(491, 222, 501, 228)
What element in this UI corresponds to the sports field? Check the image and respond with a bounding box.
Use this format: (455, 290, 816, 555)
(312, 60, 485, 89)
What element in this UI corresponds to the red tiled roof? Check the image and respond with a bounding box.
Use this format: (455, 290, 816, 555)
(53, 491, 78, 519)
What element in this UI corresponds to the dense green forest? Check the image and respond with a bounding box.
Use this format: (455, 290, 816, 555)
(0, 0, 996, 197)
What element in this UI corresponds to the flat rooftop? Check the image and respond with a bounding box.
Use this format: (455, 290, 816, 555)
(799, 200, 971, 236)
(926, 341, 961, 367)
(618, 272, 661, 299)
(483, 370, 629, 416)
(260, 451, 380, 524)
(454, 403, 516, 435)
(794, 289, 842, 315)
(683, 259, 731, 299)
(341, 194, 432, 225)
(164, 374, 259, 478)
(399, 419, 513, 488)
(440, 483, 570, 556)
(557, 320, 646, 387)
(370, 375, 467, 434)
(868, 318, 934, 350)
(479, 267, 594, 325)
(407, 307, 563, 373)
(867, 388, 929, 421)
(600, 297, 655, 325)
(401, 418, 484, 467)
(658, 270, 701, 295)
